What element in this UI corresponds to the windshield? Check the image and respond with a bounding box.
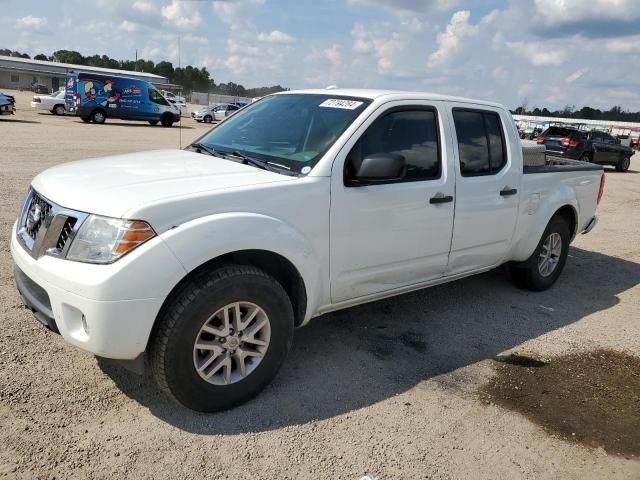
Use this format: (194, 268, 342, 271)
(194, 94, 371, 173)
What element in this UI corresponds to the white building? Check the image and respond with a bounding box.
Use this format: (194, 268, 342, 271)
(0, 55, 172, 92)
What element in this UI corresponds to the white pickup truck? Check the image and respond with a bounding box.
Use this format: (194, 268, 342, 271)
(12, 89, 605, 412)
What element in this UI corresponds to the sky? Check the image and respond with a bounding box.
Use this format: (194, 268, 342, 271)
(1, 0, 640, 110)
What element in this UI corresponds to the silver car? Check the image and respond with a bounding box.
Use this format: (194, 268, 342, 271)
(191, 103, 240, 123)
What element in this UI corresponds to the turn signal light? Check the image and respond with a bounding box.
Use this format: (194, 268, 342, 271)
(114, 221, 155, 255)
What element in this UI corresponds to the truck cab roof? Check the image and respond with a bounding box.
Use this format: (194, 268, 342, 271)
(275, 88, 506, 109)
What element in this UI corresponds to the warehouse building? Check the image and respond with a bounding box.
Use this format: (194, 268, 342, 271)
(0, 55, 172, 92)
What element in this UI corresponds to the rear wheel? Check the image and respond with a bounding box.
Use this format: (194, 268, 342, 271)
(91, 109, 106, 124)
(616, 156, 631, 172)
(148, 120, 159, 126)
(149, 264, 294, 412)
(53, 105, 65, 116)
(510, 216, 570, 291)
(160, 114, 174, 127)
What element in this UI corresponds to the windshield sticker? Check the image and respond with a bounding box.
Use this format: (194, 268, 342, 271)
(301, 166, 311, 174)
(319, 99, 364, 110)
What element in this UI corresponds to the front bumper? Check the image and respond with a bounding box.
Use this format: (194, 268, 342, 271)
(10, 222, 187, 359)
(0, 104, 15, 115)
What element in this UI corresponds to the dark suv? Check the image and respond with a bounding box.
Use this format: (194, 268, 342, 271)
(537, 126, 634, 172)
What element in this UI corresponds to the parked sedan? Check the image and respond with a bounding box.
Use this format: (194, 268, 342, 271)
(537, 126, 634, 172)
(31, 88, 66, 115)
(0, 92, 16, 115)
(191, 103, 240, 123)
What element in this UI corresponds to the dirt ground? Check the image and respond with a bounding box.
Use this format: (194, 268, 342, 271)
(0, 89, 639, 479)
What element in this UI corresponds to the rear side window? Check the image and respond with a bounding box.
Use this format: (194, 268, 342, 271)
(453, 109, 507, 176)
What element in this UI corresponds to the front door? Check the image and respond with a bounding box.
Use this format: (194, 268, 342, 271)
(447, 106, 520, 274)
(330, 102, 455, 303)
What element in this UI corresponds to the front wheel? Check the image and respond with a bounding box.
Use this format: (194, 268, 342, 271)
(510, 216, 570, 291)
(91, 109, 106, 124)
(160, 114, 174, 127)
(616, 156, 631, 172)
(203, 115, 212, 123)
(149, 265, 294, 412)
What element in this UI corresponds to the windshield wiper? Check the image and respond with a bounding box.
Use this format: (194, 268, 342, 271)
(228, 150, 297, 176)
(189, 142, 222, 157)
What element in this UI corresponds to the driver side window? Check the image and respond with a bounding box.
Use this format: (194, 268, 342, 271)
(149, 88, 169, 106)
(345, 108, 441, 184)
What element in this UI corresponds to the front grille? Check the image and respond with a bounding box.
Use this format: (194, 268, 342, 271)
(23, 191, 53, 242)
(16, 188, 88, 259)
(56, 217, 77, 251)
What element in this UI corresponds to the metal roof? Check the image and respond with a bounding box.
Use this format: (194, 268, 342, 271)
(0, 55, 167, 81)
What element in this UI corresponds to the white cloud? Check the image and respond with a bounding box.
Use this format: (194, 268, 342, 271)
(324, 44, 343, 66)
(348, 0, 457, 13)
(132, 0, 155, 15)
(184, 34, 209, 45)
(606, 36, 640, 53)
(16, 15, 48, 30)
(257, 30, 296, 45)
(427, 10, 478, 67)
(161, 0, 202, 29)
(534, 0, 640, 25)
(119, 20, 139, 33)
(213, 0, 265, 27)
(566, 68, 589, 83)
(506, 41, 566, 66)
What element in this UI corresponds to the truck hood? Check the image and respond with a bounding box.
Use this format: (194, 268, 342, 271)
(32, 149, 294, 219)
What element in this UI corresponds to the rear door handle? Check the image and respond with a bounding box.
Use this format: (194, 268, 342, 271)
(500, 188, 518, 196)
(429, 193, 454, 204)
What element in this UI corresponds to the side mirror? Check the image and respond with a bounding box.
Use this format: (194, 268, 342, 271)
(350, 153, 406, 185)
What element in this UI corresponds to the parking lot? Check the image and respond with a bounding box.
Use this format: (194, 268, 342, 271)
(1, 89, 639, 479)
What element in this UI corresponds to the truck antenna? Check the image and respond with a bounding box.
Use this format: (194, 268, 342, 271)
(178, 35, 182, 150)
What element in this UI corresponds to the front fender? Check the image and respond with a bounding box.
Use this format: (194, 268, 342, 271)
(510, 183, 579, 263)
(159, 212, 324, 323)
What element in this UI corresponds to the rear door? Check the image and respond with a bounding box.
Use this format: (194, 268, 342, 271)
(447, 106, 520, 274)
(590, 132, 610, 163)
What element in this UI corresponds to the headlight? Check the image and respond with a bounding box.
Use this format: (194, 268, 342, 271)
(66, 215, 156, 264)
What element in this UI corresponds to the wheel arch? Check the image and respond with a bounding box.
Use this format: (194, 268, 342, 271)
(510, 197, 579, 263)
(151, 249, 308, 347)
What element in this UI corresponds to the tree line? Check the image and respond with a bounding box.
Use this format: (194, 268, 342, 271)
(512, 103, 640, 123)
(1, 48, 288, 97)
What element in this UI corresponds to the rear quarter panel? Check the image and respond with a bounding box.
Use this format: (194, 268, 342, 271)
(509, 170, 601, 262)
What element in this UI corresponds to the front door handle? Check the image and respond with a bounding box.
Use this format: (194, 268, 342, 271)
(429, 193, 454, 204)
(500, 188, 518, 196)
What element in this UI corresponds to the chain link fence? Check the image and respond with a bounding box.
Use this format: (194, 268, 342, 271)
(188, 91, 254, 106)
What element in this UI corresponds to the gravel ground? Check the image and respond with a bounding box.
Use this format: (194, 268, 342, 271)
(1, 90, 639, 479)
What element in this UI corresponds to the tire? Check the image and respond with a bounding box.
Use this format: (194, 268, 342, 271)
(53, 105, 65, 116)
(91, 109, 106, 124)
(580, 152, 591, 163)
(148, 120, 159, 126)
(510, 216, 570, 291)
(149, 264, 294, 412)
(204, 115, 212, 123)
(616, 156, 630, 172)
(81, 117, 91, 123)
(161, 114, 173, 127)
